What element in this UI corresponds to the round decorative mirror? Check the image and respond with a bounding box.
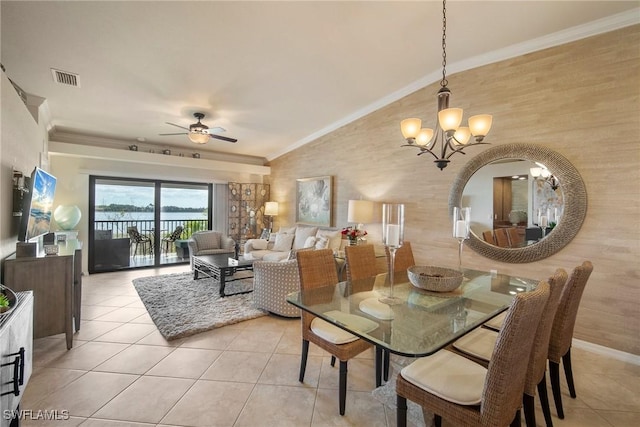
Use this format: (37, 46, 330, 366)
(449, 143, 587, 263)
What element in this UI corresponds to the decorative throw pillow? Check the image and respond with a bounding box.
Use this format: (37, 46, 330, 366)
(303, 236, 317, 248)
(273, 233, 295, 252)
(251, 239, 269, 250)
(278, 226, 297, 235)
(314, 236, 329, 249)
(315, 229, 342, 251)
(293, 226, 319, 250)
(268, 233, 278, 243)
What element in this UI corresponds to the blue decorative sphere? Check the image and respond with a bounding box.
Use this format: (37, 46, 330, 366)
(53, 205, 82, 230)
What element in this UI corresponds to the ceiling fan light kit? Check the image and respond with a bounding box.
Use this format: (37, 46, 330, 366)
(188, 132, 210, 144)
(160, 112, 237, 144)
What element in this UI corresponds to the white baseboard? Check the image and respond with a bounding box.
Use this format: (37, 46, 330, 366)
(573, 338, 640, 366)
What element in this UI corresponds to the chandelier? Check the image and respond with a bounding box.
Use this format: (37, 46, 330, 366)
(530, 166, 559, 190)
(400, 0, 493, 170)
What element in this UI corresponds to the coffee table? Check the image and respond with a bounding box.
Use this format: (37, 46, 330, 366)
(192, 254, 254, 297)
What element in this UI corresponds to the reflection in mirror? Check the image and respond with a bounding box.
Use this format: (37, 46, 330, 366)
(462, 159, 564, 248)
(449, 143, 587, 263)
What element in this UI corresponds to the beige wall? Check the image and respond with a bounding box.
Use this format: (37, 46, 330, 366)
(268, 26, 640, 355)
(0, 72, 47, 268)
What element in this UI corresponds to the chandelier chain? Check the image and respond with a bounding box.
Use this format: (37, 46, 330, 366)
(441, 0, 448, 88)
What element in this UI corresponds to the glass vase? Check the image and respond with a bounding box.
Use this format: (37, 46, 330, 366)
(380, 203, 404, 305)
(453, 207, 471, 271)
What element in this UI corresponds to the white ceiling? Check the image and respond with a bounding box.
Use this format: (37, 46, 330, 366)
(2, 1, 638, 162)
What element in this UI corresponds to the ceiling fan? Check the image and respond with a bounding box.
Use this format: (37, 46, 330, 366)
(160, 112, 237, 144)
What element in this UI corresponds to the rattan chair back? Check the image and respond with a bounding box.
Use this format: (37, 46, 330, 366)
(524, 268, 567, 395)
(548, 261, 594, 363)
(494, 228, 510, 248)
(507, 227, 524, 247)
(482, 230, 495, 245)
(385, 241, 415, 273)
(481, 281, 550, 425)
(345, 244, 377, 281)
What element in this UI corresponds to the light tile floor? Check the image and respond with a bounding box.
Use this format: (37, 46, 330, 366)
(19, 265, 640, 427)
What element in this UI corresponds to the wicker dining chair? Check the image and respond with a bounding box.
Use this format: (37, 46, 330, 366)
(345, 244, 378, 281)
(396, 281, 550, 427)
(385, 241, 415, 273)
(451, 268, 568, 427)
(296, 248, 373, 415)
(548, 261, 594, 419)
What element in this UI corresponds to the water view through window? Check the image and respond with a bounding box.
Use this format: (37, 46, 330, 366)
(89, 177, 211, 273)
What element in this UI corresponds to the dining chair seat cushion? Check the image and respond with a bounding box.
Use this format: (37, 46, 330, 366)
(401, 349, 487, 406)
(484, 311, 507, 331)
(310, 318, 359, 344)
(323, 310, 379, 333)
(359, 298, 395, 320)
(452, 327, 498, 362)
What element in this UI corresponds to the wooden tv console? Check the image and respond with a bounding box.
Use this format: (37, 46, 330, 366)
(2, 240, 82, 349)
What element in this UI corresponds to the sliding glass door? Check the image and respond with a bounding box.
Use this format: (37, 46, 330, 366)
(89, 176, 211, 273)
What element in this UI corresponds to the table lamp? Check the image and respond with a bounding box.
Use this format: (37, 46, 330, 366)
(264, 201, 279, 231)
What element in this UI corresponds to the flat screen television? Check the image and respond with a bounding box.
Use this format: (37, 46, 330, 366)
(18, 167, 57, 242)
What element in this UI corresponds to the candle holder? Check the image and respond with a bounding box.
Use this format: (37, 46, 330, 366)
(453, 207, 471, 271)
(380, 203, 404, 305)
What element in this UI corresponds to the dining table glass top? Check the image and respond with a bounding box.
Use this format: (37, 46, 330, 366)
(286, 267, 538, 357)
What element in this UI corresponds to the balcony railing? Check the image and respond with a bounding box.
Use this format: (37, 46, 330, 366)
(94, 219, 209, 250)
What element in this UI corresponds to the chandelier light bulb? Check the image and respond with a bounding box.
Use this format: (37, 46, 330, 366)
(400, 118, 422, 140)
(416, 128, 434, 146)
(438, 108, 463, 132)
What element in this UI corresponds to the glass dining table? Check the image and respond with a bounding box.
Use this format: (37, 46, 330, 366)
(286, 267, 538, 386)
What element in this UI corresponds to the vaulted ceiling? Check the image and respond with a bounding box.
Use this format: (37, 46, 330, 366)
(2, 1, 638, 162)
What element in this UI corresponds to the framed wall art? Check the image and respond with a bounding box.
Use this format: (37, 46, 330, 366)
(296, 176, 332, 227)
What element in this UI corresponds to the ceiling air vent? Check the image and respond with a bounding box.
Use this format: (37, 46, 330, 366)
(51, 68, 80, 87)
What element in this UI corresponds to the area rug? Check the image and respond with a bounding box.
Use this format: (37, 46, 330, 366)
(132, 272, 267, 340)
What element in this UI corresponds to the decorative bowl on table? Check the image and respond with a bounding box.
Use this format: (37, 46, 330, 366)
(407, 266, 464, 292)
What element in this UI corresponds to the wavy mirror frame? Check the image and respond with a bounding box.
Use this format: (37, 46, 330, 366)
(449, 143, 587, 263)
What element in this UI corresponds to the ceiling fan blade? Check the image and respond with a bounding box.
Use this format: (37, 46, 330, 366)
(159, 132, 188, 136)
(205, 126, 226, 134)
(165, 122, 190, 131)
(210, 134, 237, 143)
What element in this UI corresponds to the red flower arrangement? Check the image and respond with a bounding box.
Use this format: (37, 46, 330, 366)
(341, 226, 368, 242)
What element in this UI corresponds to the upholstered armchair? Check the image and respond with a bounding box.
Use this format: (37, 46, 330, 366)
(187, 230, 236, 270)
(252, 259, 301, 318)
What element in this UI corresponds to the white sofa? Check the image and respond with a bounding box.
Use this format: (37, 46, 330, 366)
(243, 225, 343, 262)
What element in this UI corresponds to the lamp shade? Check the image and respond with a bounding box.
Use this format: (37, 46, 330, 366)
(347, 200, 374, 224)
(400, 118, 422, 139)
(264, 201, 279, 217)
